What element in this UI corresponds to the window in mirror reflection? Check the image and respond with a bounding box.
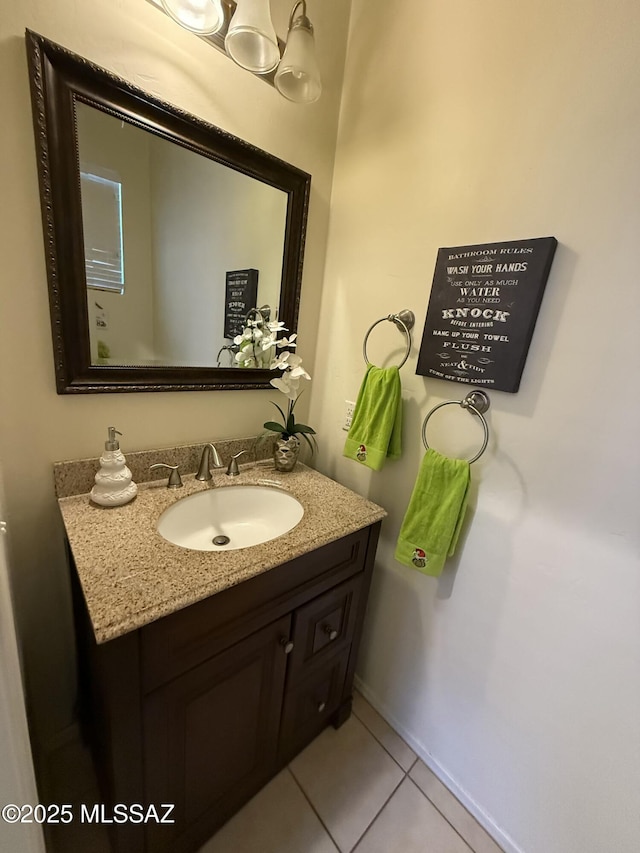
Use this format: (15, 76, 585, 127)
(80, 170, 125, 294)
(75, 102, 288, 369)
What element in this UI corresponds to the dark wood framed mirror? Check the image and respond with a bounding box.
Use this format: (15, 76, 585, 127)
(26, 30, 310, 393)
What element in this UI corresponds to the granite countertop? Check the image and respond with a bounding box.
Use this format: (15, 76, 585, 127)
(59, 462, 386, 645)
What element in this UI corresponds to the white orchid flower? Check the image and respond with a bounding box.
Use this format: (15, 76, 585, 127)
(276, 334, 297, 348)
(267, 320, 287, 333)
(272, 376, 300, 400)
(259, 329, 276, 349)
(290, 365, 311, 380)
(271, 351, 292, 370)
(269, 376, 287, 391)
(269, 347, 311, 383)
(270, 376, 292, 395)
(235, 349, 256, 366)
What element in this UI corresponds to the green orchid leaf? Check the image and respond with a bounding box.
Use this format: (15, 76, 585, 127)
(270, 401, 287, 425)
(292, 424, 316, 434)
(299, 432, 317, 454)
(263, 421, 285, 433)
(291, 391, 304, 411)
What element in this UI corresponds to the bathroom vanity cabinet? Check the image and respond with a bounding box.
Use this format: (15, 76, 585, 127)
(72, 521, 381, 853)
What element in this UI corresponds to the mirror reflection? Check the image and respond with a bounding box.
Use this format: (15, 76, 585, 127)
(27, 30, 310, 393)
(76, 103, 288, 369)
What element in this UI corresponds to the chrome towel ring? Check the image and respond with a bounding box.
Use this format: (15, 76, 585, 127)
(421, 390, 491, 464)
(362, 309, 415, 369)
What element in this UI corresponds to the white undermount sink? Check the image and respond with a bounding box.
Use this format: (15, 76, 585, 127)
(156, 485, 304, 552)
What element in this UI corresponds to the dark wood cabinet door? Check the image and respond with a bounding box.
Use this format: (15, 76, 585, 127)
(143, 614, 292, 853)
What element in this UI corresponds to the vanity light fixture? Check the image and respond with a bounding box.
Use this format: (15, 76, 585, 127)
(274, 0, 321, 103)
(160, 0, 225, 35)
(225, 0, 280, 74)
(151, 0, 321, 103)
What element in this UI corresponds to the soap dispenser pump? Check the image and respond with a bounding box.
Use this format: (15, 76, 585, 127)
(90, 427, 138, 507)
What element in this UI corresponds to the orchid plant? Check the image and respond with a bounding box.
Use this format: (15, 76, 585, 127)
(262, 324, 317, 453)
(233, 315, 275, 369)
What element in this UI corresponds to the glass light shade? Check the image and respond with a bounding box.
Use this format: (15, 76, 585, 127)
(274, 22, 321, 103)
(161, 0, 224, 35)
(225, 0, 280, 74)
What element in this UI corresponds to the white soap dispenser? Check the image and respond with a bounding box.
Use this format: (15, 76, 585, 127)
(90, 427, 138, 507)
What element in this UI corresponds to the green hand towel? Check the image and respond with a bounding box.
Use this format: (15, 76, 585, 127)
(344, 365, 402, 471)
(395, 448, 470, 576)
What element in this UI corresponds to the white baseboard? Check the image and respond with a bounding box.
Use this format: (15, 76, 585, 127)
(353, 675, 524, 853)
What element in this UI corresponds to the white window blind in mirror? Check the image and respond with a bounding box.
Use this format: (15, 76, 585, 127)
(80, 170, 125, 293)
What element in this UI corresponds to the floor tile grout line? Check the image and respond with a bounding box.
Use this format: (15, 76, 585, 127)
(351, 706, 416, 775)
(352, 704, 492, 852)
(407, 764, 505, 851)
(286, 765, 343, 852)
(408, 757, 504, 850)
(406, 775, 476, 853)
(350, 770, 408, 853)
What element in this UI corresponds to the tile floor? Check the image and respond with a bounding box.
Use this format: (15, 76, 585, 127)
(43, 691, 503, 853)
(199, 692, 503, 853)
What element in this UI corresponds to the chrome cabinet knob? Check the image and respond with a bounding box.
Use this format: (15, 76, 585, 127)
(317, 701, 326, 713)
(280, 638, 294, 655)
(323, 624, 338, 641)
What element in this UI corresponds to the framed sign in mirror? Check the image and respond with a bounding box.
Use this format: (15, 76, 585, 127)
(224, 270, 260, 341)
(26, 30, 310, 393)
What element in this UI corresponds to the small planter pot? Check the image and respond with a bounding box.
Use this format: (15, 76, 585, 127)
(273, 435, 301, 472)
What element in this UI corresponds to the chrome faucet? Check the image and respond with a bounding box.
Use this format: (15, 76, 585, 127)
(195, 443, 224, 481)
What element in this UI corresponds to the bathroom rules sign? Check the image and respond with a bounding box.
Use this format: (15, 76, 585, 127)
(224, 269, 259, 340)
(416, 236, 557, 392)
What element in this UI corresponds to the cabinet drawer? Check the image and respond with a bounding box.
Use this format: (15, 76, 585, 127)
(279, 652, 349, 763)
(287, 574, 361, 683)
(141, 527, 370, 693)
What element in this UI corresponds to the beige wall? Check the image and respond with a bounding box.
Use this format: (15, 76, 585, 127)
(310, 1, 640, 853)
(150, 140, 286, 364)
(0, 0, 350, 744)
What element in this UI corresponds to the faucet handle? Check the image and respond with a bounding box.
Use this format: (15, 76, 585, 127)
(226, 450, 248, 477)
(150, 463, 183, 489)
